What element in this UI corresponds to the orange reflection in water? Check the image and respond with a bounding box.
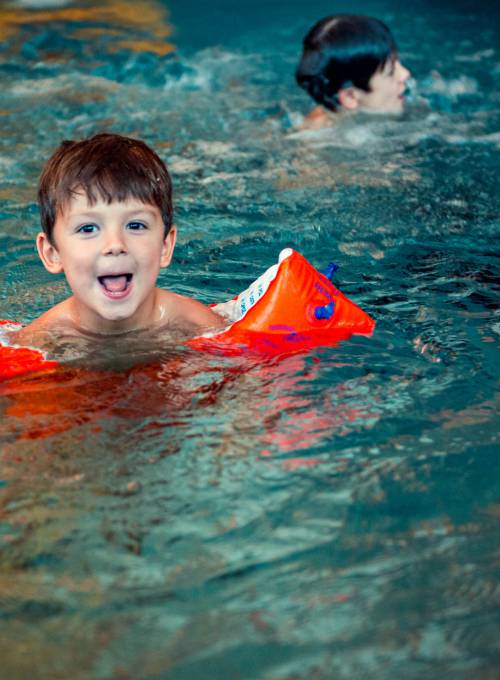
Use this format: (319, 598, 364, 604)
(257, 358, 379, 467)
(208, 355, 381, 469)
(1, 353, 245, 443)
(1, 358, 187, 441)
(0, 0, 174, 55)
(1, 351, 380, 469)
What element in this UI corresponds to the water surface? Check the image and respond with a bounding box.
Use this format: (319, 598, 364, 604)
(0, 0, 499, 678)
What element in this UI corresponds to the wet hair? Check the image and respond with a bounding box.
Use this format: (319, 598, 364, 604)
(296, 14, 397, 111)
(38, 132, 173, 242)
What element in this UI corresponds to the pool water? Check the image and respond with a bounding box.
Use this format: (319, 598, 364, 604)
(0, 0, 499, 678)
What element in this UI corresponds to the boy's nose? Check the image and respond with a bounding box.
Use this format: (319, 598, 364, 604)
(398, 61, 411, 82)
(102, 231, 127, 255)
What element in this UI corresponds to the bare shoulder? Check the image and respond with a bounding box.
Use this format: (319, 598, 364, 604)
(159, 290, 226, 333)
(300, 106, 337, 130)
(14, 299, 74, 349)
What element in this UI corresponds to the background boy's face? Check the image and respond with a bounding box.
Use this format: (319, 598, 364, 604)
(357, 58, 411, 113)
(37, 191, 176, 332)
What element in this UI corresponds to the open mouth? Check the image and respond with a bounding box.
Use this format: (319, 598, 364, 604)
(98, 273, 133, 297)
(401, 79, 414, 102)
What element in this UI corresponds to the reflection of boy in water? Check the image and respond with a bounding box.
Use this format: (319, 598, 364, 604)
(296, 15, 410, 129)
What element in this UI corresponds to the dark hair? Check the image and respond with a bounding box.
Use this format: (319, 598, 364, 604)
(38, 132, 173, 242)
(296, 15, 397, 111)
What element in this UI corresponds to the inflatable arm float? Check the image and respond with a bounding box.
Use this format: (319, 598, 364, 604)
(190, 248, 374, 353)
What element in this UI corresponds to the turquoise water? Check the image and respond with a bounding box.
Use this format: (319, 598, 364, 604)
(0, 0, 499, 678)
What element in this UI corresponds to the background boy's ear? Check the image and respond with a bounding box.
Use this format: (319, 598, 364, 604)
(160, 225, 177, 268)
(36, 232, 64, 274)
(337, 87, 361, 110)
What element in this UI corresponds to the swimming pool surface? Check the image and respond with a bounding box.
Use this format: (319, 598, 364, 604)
(0, 1, 499, 678)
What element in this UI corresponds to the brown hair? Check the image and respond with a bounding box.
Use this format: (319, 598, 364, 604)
(38, 132, 173, 242)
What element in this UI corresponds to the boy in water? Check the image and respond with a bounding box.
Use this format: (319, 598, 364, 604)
(16, 133, 224, 348)
(296, 14, 411, 128)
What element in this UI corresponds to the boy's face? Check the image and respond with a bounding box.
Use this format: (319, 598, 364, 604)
(342, 58, 410, 114)
(37, 191, 176, 332)
(361, 58, 410, 113)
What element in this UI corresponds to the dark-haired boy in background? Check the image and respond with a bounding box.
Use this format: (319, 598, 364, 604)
(296, 14, 410, 128)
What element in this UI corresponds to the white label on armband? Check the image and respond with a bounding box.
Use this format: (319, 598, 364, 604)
(0, 322, 21, 346)
(207, 249, 293, 326)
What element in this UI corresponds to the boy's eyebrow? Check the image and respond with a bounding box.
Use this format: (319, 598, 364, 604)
(115, 206, 159, 218)
(65, 205, 159, 219)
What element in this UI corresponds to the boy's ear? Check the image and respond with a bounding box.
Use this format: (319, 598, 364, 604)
(36, 232, 64, 274)
(160, 225, 177, 268)
(338, 87, 361, 110)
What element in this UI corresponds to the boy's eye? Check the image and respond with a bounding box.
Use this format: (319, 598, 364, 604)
(127, 221, 147, 230)
(77, 223, 98, 234)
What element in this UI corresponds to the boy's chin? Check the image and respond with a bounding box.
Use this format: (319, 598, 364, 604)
(359, 97, 405, 115)
(82, 307, 141, 334)
(387, 95, 406, 114)
(393, 98, 406, 113)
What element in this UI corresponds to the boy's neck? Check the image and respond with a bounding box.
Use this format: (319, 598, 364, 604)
(67, 288, 162, 335)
